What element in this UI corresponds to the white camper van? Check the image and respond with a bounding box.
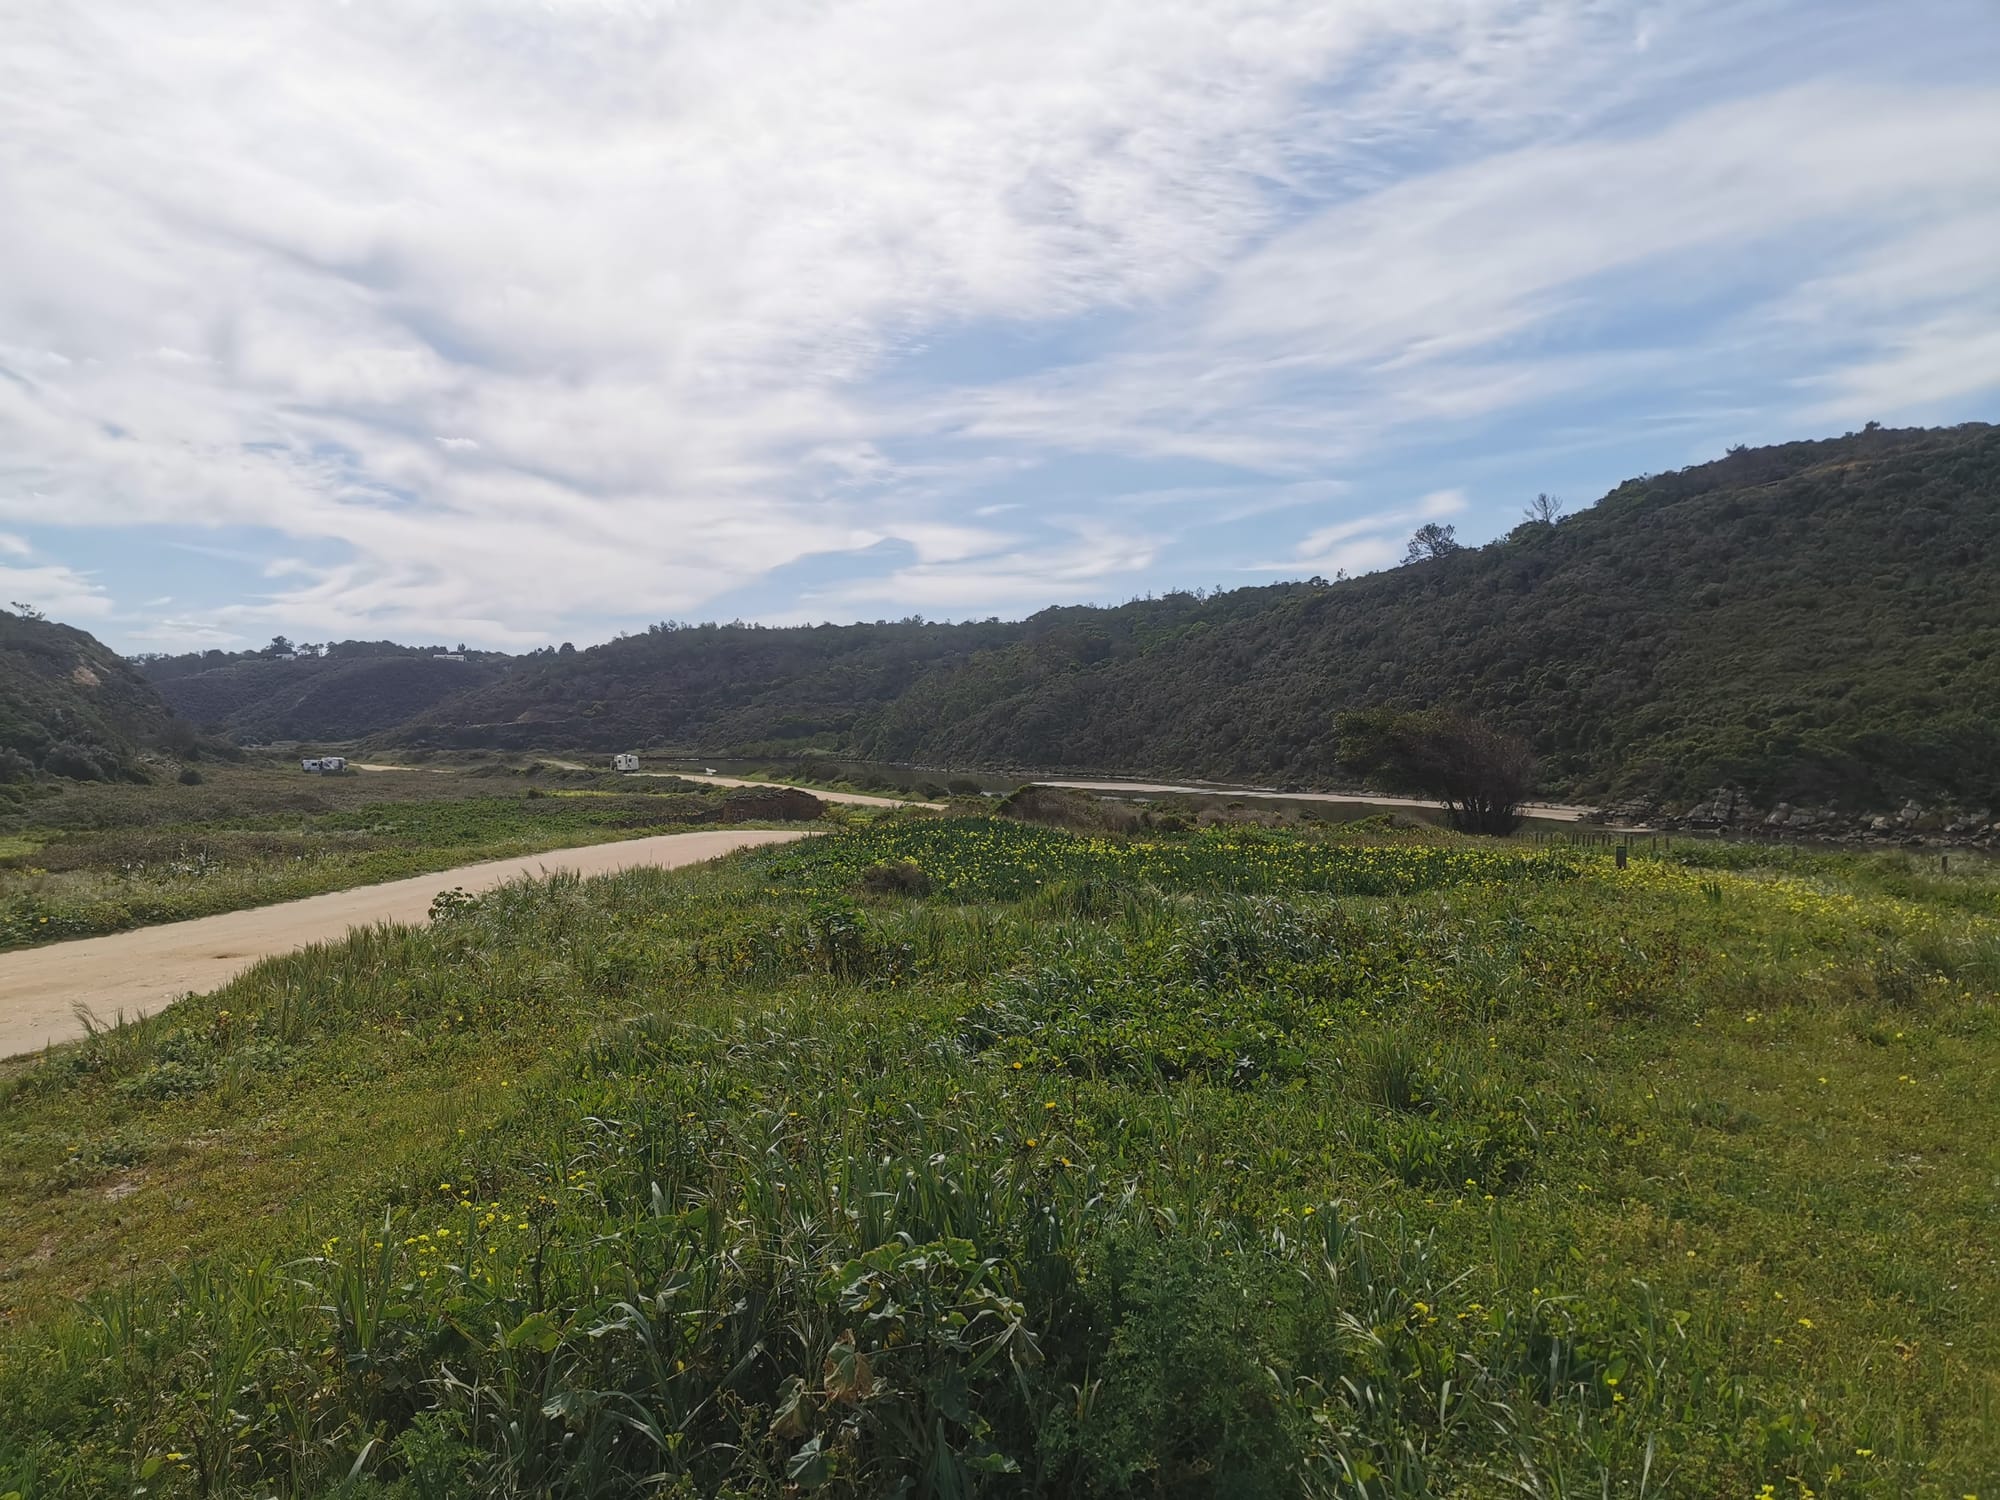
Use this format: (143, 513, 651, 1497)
(301, 756, 348, 774)
(612, 753, 641, 773)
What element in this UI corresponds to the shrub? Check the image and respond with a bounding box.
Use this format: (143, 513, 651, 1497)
(858, 859, 932, 897)
(997, 785, 1141, 834)
(41, 741, 110, 782)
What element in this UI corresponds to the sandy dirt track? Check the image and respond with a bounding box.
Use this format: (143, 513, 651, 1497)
(0, 828, 810, 1059)
(664, 772, 944, 809)
(1036, 779, 1602, 821)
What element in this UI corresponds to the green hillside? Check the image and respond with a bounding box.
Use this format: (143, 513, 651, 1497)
(863, 422, 2000, 810)
(385, 421, 1999, 814)
(0, 608, 190, 783)
(391, 618, 1029, 752)
(144, 645, 511, 744)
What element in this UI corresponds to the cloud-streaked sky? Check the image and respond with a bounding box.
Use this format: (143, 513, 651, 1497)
(3, 0, 1997, 652)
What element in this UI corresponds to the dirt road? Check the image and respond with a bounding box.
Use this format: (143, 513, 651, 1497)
(0, 828, 810, 1059)
(513, 760, 941, 810)
(664, 772, 944, 809)
(1036, 779, 1604, 822)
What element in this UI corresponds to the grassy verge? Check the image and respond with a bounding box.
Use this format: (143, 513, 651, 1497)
(0, 820, 1995, 1496)
(0, 763, 832, 950)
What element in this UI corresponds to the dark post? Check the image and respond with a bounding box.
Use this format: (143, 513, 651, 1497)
(1615, 845, 1628, 869)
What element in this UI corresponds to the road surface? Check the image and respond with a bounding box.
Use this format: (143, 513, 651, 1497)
(0, 828, 810, 1059)
(663, 771, 944, 809)
(512, 760, 942, 810)
(1035, 779, 1603, 822)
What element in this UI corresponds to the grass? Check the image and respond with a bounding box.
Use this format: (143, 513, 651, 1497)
(0, 761, 830, 950)
(0, 818, 1994, 1497)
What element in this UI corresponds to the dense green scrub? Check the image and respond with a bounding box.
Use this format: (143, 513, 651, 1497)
(0, 820, 1994, 1497)
(0, 767, 820, 951)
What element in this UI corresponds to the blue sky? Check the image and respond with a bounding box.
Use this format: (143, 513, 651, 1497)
(2, 0, 1997, 653)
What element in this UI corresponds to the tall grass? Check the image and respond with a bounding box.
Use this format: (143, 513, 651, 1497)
(1, 823, 1995, 1496)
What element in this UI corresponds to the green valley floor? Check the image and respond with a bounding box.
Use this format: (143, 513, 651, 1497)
(0, 819, 1994, 1498)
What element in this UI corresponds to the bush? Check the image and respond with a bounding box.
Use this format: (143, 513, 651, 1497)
(41, 741, 110, 782)
(858, 859, 932, 897)
(177, 766, 204, 786)
(998, 785, 1142, 834)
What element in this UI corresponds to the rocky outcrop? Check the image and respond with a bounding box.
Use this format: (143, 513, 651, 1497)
(1640, 786, 1998, 846)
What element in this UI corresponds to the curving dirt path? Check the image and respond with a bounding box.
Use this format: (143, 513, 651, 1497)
(514, 760, 942, 810)
(1035, 778, 1605, 822)
(662, 771, 945, 809)
(0, 828, 811, 1059)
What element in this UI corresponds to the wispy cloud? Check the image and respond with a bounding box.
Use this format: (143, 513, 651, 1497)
(0, 0, 1995, 647)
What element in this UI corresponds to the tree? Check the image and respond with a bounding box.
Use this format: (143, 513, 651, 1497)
(1339, 707, 1536, 835)
(1403, 523, 1461, 562)
(9, 600, 44, 620)
(1522, 492, 1565, 525)
(264, 635, 295, 658)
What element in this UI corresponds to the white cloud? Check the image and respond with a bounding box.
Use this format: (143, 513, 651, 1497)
(1251, 489, 1469, 577)
(0, 1, 1994, 643)
(0, 560, 114, 620)
(927, 80, 2000, 472)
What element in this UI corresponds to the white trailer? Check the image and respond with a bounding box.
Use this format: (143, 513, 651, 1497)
(612, 753, 641, 773)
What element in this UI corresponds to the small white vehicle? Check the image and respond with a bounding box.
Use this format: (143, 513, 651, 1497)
(301, 755, 348, 773)
(612, 753, 641, 773)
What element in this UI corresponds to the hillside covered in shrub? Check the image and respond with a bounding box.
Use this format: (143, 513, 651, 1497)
(143, 644, 511, 744)
(0, 609, 191, 784)
(381, 422, 1997, 812)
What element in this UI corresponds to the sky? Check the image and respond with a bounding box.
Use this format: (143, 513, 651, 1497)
(2, 0, 1997, 655)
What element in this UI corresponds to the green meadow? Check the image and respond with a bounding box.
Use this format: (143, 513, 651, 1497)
(0, 762, 824, 951)
(1, 817, 1995, 1497)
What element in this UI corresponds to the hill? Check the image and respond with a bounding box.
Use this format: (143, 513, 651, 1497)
(0, 608, 192, 782)
(387, 421, 1999, 814)
(390, 618, 1031, 753)
(861, 422, 2000, 811)
(142, 644, 512, 744)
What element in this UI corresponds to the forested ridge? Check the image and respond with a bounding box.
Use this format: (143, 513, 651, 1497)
(127, 421, 2000, 812)
(859, 422, 2000, 809)
(144, 645, 510, 744)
